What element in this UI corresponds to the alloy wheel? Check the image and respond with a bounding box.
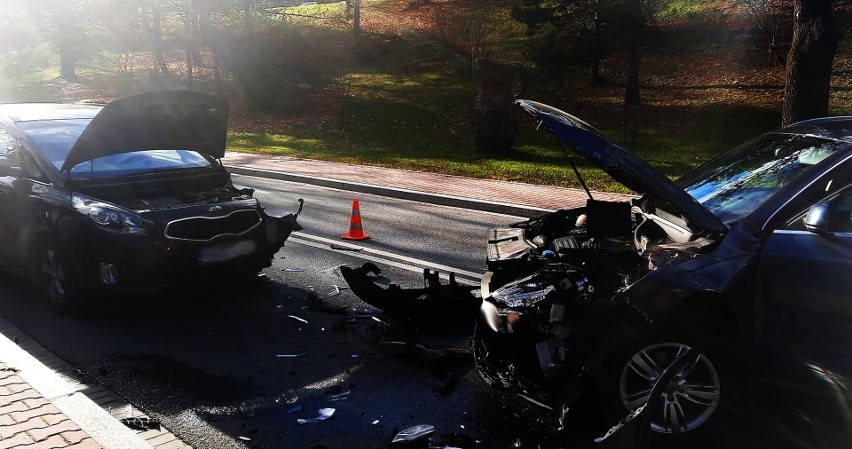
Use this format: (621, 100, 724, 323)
(619, 342, 721, 433)
(41, 247, 67, 305)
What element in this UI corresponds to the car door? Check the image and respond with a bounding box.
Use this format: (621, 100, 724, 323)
(0, 125, 21, 268)
(756, 183, 852, 363)
(754, 181, 852, 441)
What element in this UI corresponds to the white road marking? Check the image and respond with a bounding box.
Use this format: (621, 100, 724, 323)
(288, 233, 483, 286)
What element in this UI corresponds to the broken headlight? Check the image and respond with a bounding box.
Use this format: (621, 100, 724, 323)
(72, 193, 153, 236)
(491, 275, 556, 308)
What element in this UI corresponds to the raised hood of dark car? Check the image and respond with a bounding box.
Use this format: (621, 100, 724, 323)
(61, 91, 228, 172)
(516, 99, 727, 235)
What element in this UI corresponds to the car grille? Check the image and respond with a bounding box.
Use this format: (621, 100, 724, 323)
(165, 210, 262, 241)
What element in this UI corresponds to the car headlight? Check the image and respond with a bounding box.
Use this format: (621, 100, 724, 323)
(491, 274, 556, 308)
(72, 193, 152, 236)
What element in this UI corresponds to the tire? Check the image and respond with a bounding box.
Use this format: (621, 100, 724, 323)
(34, 239, 82, 313)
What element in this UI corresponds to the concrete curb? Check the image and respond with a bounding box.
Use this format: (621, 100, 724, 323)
(225, 165, 556, 218)
(0, 327, 151, 449)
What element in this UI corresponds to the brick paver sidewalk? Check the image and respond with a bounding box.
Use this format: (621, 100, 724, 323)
(222, 152, 632, 211)
(1, 363, 100, 449)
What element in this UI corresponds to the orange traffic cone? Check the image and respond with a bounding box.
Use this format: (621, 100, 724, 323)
(342, 199, 370, 240)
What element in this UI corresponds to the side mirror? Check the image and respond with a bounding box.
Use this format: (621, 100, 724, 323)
(804, 202, 830, 234)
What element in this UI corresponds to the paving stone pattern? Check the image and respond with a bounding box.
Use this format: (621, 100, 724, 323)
(0, 363, 101, 449)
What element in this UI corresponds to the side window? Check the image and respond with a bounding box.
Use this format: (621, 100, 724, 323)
(0, 127, 16, 159)
(770, 158, 852, 231)
(785, 185, 852, 232)
(828, 189, 852, 233)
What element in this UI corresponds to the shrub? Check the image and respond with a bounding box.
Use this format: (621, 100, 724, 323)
(225, 20, 346, 113)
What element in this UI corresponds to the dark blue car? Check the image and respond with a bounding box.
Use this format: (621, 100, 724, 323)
(475, 100, 852, 447)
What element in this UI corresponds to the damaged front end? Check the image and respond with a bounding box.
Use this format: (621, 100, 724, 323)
(340, 262, 480, 328)
(474, 195, 721, 411)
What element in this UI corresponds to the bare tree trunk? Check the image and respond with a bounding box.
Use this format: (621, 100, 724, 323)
(59, 47, 77, 81)
(782, 0, 841, 126)
(190, 0, 202, 67)
(243, 1, 253, 32)
(589, 16, 601, 86)
(623, 0, 641, 107)
(56, 5, 77, 82)
(151, 0, 169, 77)
(183, 7, 194, 91)
(353, 0, 361, 36)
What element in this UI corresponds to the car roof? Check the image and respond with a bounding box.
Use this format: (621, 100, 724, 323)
(0, 103, 102, 123)
(782, 116, 852, 143)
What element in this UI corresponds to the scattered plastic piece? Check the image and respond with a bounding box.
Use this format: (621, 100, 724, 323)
(285, 267, 305, 272)
(391, 424, 435, 443)
(286, 405, 303, 414)
(330, 243, 363, 251)
(275, 304, 284, 310)
(286, 315, 308, 324)
(238, 436, 251, 441)
(297, 408, 335, 424)
(372, 419, 380, 425)
(371, 316, 386, 325)
(120, 417, 160, 430)
(276, 353, 307, 358)
(327, 391, 350, 401)
(350, 354, 360, 358)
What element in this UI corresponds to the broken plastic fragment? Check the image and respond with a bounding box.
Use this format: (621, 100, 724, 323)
(286, 315, 308, 324)
(371, 316, 386, 325)
(238, 436, 251, 441)
(330, 243, 363, 251)
(297, 408, 335, 424)
(276, 353, 307, 358)
(350, 354, 360, 358)
(391, 424, 435, 443)
(285, 267, 305, 272)
(286, 405, 303, 414)
(327, 391, 350, 401)
(120, 417, 160, 430)
(372, 419, 380, 425)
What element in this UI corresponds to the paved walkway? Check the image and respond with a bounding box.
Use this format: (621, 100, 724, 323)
(222, 152, 632, 217)
(1, 154, 633, 449)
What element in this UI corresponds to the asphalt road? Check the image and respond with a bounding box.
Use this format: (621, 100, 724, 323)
(0, 177, 568, 449)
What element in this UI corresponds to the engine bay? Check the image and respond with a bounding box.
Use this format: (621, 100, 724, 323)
(479, 198, 720, 385)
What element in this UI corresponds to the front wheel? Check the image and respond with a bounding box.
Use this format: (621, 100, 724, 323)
(618, 342, 721, 434)
(34, 240, 82, 312)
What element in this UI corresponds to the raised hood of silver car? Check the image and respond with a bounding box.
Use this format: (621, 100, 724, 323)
(61, 91, 228, 172)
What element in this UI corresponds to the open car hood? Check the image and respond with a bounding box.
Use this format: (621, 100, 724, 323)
(61, 91, 228, 172)
(515, 99, 727, 235)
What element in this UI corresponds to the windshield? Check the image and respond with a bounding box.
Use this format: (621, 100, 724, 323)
(677, 134, 844, 223)
(17, 119, 214, 179)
